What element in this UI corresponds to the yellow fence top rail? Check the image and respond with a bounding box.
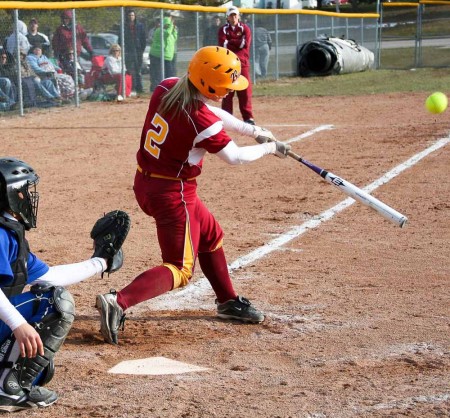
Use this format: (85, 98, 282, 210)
(420, 0, 450, 3)
(383, 2, 420, 6)
(0, 1, 379, 19)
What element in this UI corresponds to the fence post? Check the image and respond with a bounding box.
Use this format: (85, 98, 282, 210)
(415, 4, 423, 67)
(196, 12, 201, 51)
(120, 7, 126, 98)
(376, 1, 382, 69)
(251, 15, 256, 84)
(71, 9, 80, 107)
(275, 13, 279, 80)
(13, 10, 24, 116)
(360, 17, 364, 46)
(314, 15, 318, 38)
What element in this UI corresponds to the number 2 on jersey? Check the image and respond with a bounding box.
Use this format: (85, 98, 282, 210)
(144, 113, 169, 159)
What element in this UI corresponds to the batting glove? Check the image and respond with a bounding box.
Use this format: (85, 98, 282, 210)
(253, 126, 276, 144)
(273, 141, 291, 159)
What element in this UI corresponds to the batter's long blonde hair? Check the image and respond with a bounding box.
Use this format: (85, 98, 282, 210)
(157, 75, 202, 118)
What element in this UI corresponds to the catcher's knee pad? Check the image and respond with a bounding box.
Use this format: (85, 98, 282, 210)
(163, 263, 192, 289)
(3, 286, 75, 393)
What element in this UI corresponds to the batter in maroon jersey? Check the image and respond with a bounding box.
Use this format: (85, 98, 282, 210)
(96, 46, 291, 345)
(218, 6, 255, 125)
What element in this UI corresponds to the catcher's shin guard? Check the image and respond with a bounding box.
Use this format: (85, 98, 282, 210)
(3, 286, 75, 394)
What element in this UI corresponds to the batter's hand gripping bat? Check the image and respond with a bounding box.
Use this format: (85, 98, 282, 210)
(287, 150, 408, 228)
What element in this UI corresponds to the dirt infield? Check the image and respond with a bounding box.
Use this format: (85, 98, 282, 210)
(2, 91, 449, 417)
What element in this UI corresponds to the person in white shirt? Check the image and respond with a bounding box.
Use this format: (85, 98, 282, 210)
(101, 44, 132, 101)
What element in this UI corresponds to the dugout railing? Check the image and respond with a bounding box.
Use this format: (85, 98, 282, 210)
(0, 1, 379, 115)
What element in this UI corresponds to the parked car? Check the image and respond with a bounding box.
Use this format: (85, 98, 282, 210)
(80, 33, 119, 71)
(322, 0, 349, 5)
(142, 45, 150, 74)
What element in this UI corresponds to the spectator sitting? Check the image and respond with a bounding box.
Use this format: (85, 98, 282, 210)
(102, 44, 132, 101)
(5, 20, 31, 56)
(0, 49, 17, 96)
(0, 68, 15, 111)
(59, 49, 85, 86)
(26, 44, 60, 81)
(52, 10, 94, 63)
(26, 18, 51, 56)
(19, 48, 61, 106)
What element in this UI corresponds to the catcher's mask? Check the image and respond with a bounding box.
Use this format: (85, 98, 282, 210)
(188, 46, 248, 100)
(0, 157, 39, 230)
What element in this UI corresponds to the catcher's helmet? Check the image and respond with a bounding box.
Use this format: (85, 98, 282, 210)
(0, 157, 39, 230)
(188, 46, 248, 100)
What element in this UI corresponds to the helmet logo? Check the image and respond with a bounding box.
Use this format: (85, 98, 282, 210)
(230, 69, 240, 83)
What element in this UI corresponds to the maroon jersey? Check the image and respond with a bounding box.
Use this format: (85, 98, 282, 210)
(218, 22, 252, 66)
(137, 78, 232, 179)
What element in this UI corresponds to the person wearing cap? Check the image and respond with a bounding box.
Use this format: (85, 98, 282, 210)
(26, 18, 51, 56)
(121, 9, 146, 94)
(218, 6, 255, 125)
(52, 10, 94, 63)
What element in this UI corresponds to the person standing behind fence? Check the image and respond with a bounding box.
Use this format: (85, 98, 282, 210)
(164, 10, 181, 78)
(254, 25, 272, 78)
(218, 6, 255, 125)
(52, 10, 94, 63)
(27, 18, 51, 56)
(4, 20, 30, 56)
(149, 16, 177, 92)
(121, 9, 146, 95)
(203, 15, 221, 47)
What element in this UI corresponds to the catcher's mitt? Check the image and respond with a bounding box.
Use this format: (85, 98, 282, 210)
(91, 210, 131, 275)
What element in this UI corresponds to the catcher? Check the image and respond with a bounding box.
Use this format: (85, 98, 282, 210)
(0, 157, 130, 412)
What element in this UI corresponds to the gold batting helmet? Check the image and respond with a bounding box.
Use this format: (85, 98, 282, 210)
(188, 46, 248, 100)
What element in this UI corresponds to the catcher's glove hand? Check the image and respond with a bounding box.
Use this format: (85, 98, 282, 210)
(91, 210, 131, 275)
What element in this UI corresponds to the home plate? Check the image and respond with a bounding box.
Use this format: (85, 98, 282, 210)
(108, 357, 210, 375)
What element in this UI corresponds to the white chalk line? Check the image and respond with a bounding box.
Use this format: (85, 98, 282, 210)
(355, 393, 450, 413)
(284, 124, 335, 144)
(149, 132, 450, 311)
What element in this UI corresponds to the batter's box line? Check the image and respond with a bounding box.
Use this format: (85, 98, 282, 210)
(151, 133, 450, 311)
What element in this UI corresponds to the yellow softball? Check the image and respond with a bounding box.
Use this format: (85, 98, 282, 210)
(425, 92, 448, 114)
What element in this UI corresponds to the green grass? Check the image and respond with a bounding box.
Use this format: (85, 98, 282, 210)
(380, 46, 450, 69)
(253, 68, 450, 96)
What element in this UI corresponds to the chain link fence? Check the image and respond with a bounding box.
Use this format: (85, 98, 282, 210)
(2, 1, 447, 116)
(378, 1, 450, 69)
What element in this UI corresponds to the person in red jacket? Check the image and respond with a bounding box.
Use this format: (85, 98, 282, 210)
(218, 6, 255, 125)
(52, 10, 94, 63)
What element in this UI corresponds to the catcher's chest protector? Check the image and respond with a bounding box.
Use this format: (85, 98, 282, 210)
(0, 217, 29, 297)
